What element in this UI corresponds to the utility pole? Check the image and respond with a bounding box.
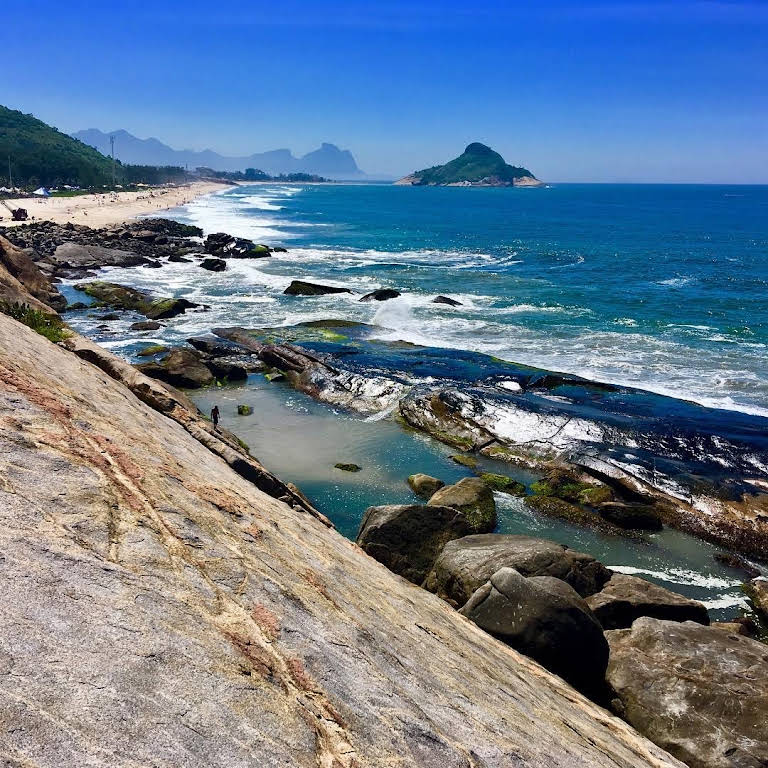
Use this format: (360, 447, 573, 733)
(8, 155, 12, 189)
(110, 135, 116, 187)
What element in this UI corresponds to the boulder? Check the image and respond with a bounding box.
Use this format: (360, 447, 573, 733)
(237, 405, 253, 416)
(360, 288, 401, 302)
(598, 502, 662, 531)
(356, 504, 474, 584)
(476, 472, 525, 496)
(136, 347, 214, 389)
(200, 257, 226, 272)
(187, 336, 246, 357)
(335, 463, 361, 472)
(136, 344, 168, 357)
(284, 280, 352, 296)
(427, 477, 497, 532)
(75, 282, 149, 312)
(432, 295, 462, 306)
(424, 534, 611, 606)
(204, 232, 270, 258)
(460, 568, 609, 698)
(606, 618, 768, 768)
(130, 320, 162, 331)
(168, 253, 192, 263)
(96, 313, 121, 321)
(207, 356, 251, 381)
(144, 297, 200, 320)
(586, 573, 709, 629)
(50, 242, 148, 270)
(0, 235, 66, 310)
(407, 473, 445, 499)
(745, 577, 768, 619)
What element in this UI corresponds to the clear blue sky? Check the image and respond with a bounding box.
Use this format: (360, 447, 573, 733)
(3, 0, 767, 181)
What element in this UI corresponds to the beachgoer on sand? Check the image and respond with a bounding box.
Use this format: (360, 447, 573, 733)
(211, 405, 220, 431)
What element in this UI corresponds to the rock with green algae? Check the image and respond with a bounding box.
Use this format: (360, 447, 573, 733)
(75, 281, 200, 320)
(449, 453, 477, 468)
(408, 473, 445, 498)
(136, 347, 213, 389)
(477, 472, 525, 496)
(428, 477, 497, 533)
(237, 404, 253, 416)
(136, 344, 168, 357)
(334, 462, 361, 472)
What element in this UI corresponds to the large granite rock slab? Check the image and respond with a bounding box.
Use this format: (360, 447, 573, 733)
(356, 503, 472, 584)
(0, 314, 686, 767)
(587, 574, 710, 629)
(460, 568, 609, 698)
(424, 534, 610, 607)
(51, 241, 149, 269)
(606, 618, 768, 768)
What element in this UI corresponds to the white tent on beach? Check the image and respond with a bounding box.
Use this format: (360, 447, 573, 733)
(32, 187, 51, 197)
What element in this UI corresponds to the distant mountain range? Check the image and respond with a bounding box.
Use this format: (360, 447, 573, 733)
(72, 129, 365, 179)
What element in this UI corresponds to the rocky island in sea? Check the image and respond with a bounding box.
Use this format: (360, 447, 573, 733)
(396, 141, 545, 186)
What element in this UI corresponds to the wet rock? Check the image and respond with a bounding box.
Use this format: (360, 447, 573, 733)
(136, 344, 168, 357)
(450, 453, 477, 468)
(204, 232, 270, 258)
(200, 257, 226, 272)
(130, 320, 162, 331)
(64, 302, 88, 311)
(136, 347, 213, 389)
(187, 336, 246, 357)
(360, 288, 401, 302)
(144, 297, 200, 320)
(335, 462, 361, 472)
(714, 552, 761, 579)
(96, 313, 121, 321)
(408, 473, 445, 499)
(424, 533, 610, 606)
(460, 568, 609, 698)
(745, 577, 768, 619)
(75, 281, 150, 312)
(477, 472, 525, 496)
(356, 504, 474, 584)
(168, 253, 192, 263)
(237, 405, 253, 416)
(598, 502, 662, 530)
(586, 574, 710, 629)
(428, 477, 496, 532)
(526, 495, 620, 532)
(606, 617, 768, 768)
(283, 280, 352, 296)
(432, 295, 462, 306)
(206, 356, 252, 381)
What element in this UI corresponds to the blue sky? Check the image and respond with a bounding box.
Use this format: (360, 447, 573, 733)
(3, 0, 767, 181)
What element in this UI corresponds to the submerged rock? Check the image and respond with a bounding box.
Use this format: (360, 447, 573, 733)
(432, 295, 462, 306)
(237, 405, 253, 416)
(424, 533, 610, 606)
(408, 473, 445, 498)
(360, 288, 401, 302)
(598, 502, 662, 530)
(606, 618, 768, 768)
(477, 472, 525, 495)
(586, 574, 710, 629)
(356, 503, 474, 584)
(334, 462, 361, 472)
(427, 477, 497, 532)
(283, 280, 352, 296)
(713, 552, 761, 578)
(460, 568, 609, 698)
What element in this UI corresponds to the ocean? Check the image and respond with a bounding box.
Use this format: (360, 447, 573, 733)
(59, 182, 768, 618)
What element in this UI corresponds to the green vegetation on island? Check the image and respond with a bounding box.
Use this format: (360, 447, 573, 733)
(398, 142, 542, 187)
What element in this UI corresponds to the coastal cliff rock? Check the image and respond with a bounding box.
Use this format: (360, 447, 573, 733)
(424, 534, 610, 607)
(586, 573, 710, 629)
(0, 234, 66, 310)
(460, 568, 609, 698)
(0, 313, 685, 766)
(606, 618, 768, 768)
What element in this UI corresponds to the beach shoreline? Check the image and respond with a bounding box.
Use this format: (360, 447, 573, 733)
(0, 180, 231, 229)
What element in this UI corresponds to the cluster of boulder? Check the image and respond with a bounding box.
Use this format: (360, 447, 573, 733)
(0, 219, 288, 281)
(282, 279, 462, 306)
(356, 470, 768, 768)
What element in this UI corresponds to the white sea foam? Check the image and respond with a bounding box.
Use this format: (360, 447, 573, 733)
(608, 565, 742, 590)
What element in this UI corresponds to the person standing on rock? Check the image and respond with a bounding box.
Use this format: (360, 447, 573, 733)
(211, 405, 220, 432)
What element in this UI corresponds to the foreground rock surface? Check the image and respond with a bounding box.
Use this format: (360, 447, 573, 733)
(606, 618, 768, 768)
(587, 573, 710, 629)
(460, 568, 609, 698)
(0, 315, 686, 765)
(425, 534, 611, 607)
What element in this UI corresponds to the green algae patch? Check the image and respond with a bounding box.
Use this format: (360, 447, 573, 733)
(478, 473, 526, 496)
(450, 454, 478, 469)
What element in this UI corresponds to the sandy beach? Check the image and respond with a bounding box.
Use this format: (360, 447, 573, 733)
(0, 181, 230, 228)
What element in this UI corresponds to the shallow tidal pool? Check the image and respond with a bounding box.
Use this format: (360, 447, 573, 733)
(191, 375, 762, 621)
